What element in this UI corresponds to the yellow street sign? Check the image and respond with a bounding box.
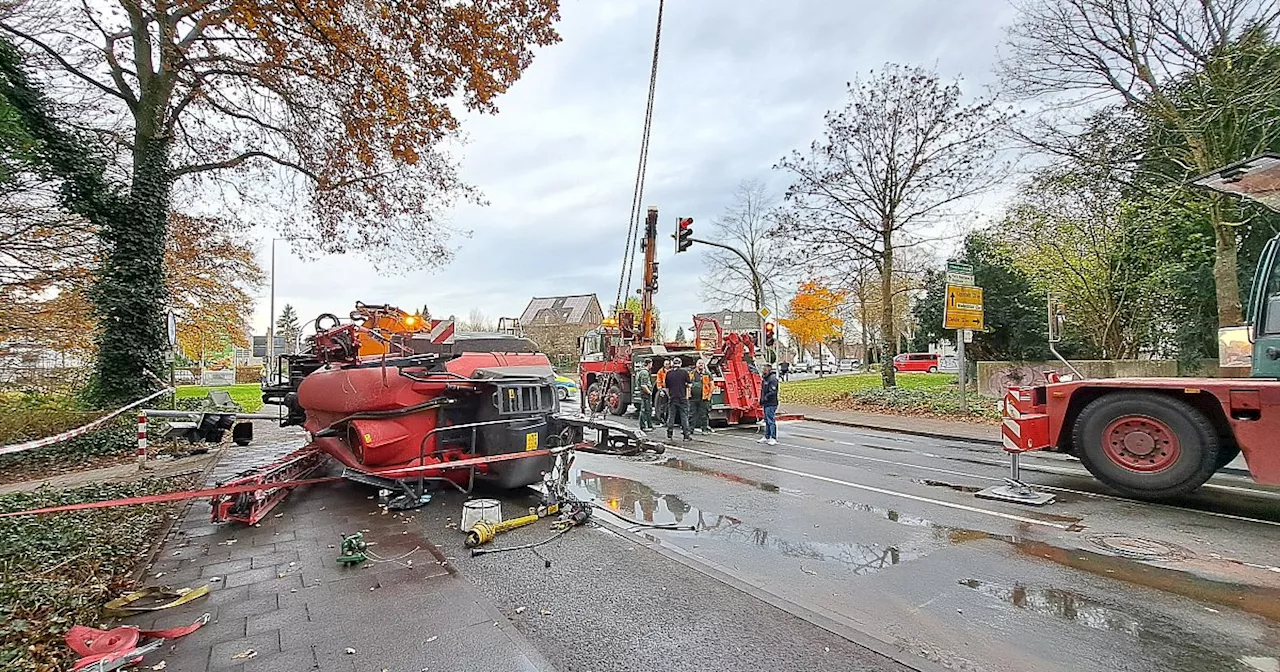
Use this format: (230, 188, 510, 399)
(759, 307, 770, 319)
(943, 285, 984, 330)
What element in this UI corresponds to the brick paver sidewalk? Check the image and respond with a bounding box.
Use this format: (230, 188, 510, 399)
(125, 436, 553, 672)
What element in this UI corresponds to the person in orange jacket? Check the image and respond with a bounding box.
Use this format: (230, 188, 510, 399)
(654, 359, 672, 425)
(691, 360, 715, 434)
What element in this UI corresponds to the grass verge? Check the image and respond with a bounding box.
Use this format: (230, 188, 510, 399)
(781, 372, 999, 422)
(175, 384, 263, 412)
(0, 478, 196, 671)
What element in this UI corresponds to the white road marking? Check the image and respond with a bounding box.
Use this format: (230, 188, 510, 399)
(658, 442, 1077, 531)
(707, 430, 1280, 529)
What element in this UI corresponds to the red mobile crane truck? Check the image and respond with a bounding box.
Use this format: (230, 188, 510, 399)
(578, 207, 763, 425)
(1000, 153, 1280, 499)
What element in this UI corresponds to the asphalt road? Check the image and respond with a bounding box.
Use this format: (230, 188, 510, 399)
(427, 402, 1280, 672)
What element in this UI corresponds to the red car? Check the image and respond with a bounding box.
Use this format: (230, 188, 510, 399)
(892, 352, 940, 373)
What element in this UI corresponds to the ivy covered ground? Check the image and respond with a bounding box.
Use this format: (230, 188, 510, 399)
(0, 479, 195, 671)
(780, 372, 1000, 422)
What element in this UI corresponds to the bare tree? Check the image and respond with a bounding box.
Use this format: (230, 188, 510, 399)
(462, 308, 495, 332)
(775, 64, 1010, 387)
(699, 180, 792, 312)
(1000, 0, 1280, 328)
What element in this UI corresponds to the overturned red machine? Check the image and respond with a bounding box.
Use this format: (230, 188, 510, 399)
(203, 303, 660, 524)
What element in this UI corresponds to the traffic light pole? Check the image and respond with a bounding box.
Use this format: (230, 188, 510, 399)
(689, 237, 769, 361)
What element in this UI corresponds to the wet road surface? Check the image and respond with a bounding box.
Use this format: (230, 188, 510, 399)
(546, 418, 1280, 672)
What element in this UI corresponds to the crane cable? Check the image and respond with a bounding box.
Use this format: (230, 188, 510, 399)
(614, 0, 666, 314)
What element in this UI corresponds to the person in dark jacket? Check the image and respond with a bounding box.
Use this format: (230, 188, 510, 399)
(664, 362, 693, 441)
(758, 363, 780, 445)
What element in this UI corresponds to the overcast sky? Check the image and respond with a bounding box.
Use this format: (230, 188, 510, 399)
(251, 0, 1017, 339)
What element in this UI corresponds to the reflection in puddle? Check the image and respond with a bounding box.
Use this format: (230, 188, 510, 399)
(959, 578, 1273, 672)
(657, 458, 781, 492)
(572, 468, 914, 575)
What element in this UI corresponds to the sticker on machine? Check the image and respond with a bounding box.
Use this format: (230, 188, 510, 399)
(525, 432, 538, 451)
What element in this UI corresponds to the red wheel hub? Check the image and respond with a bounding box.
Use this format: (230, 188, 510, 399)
(1102, 415, 1180, 472)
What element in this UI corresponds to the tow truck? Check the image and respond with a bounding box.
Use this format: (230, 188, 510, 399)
(577, 208, 763, 426)
(999, 153, 1280, 499)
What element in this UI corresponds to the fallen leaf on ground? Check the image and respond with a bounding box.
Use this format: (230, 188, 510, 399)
(426, 636, 438, 643)
(151, 662, 167, 670)
(231, 649, 257, 660)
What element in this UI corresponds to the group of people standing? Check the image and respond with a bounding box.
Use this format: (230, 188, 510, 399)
(633, 358, 781, 445)
(634, 358, 714, 441)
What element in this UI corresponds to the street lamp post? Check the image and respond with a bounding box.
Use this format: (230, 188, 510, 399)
(688, 237, 770, 362)
(266, 237, 286, 381)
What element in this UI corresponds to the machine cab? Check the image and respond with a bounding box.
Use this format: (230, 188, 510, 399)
(1192, 153, 1280, 377)
(579, 329, 605, 362)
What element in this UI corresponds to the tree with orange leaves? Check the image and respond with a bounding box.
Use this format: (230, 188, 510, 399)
(778, 281, 845, 376)
(166, 213, 264, 358)
(0, 1, 560, 401)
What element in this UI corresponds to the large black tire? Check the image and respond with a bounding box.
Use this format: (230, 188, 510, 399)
(606, 382, 631, 416)
(1073, 392, 1220, 499)
(586, 381, 606, 413)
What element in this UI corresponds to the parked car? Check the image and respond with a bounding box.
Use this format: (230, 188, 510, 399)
(554, 375, 579, 401)
(790, 360, 811, 374)
(839, 359, 858, 371)
(892, 352, 941, 373)
(174, 370, 196, 384)
(814, 361, 838, 374)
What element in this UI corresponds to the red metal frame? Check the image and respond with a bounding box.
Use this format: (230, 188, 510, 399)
(1001, 377, 1280, 485)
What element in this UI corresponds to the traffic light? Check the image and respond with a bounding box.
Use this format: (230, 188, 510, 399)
(675, 217, 693, 253)
(764, 322, 776, 347)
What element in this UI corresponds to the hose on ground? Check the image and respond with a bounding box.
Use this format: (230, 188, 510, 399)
(591, 503, 695, 531)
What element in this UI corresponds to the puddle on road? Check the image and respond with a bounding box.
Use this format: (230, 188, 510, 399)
(657, 458, 781, 492)
(913, 478, 983, 493)
(1015, 540, 1280, 622)
(572, 468, 921, 575)
(958, 578, 1269, 672)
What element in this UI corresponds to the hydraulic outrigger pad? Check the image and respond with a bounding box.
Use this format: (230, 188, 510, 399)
(975, 452, 1055, 506)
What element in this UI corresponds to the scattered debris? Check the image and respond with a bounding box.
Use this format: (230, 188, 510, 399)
(514, 606, 527, 614)
(539, 609, 552, 616)
(231, 649, 257, 660)
(426, 636, 439, 643)
(345, 647, 356, 655)
(151, 661, 167, 670)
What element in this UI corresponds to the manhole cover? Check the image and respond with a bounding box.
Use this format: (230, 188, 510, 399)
(1087, 534, 1189, 560)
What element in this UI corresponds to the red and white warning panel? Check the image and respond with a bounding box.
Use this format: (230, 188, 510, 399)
(423, 318, 455, 344)
(1001, 387, 1050, 453)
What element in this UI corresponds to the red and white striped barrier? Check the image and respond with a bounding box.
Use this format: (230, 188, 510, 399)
(137, 412, 148, 467)
(0, 387, 174, 457)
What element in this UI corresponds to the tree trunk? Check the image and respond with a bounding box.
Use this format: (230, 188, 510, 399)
(880, 231, 897, 388)
(91, 133, 171, 404)
(1212, 220, 1244, 328)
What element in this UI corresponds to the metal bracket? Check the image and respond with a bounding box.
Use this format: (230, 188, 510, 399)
(975, 452, 1055, 506)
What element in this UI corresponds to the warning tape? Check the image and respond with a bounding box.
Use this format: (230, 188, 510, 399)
(0, 387, 175, 457)
(0, 448, 554, 518)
